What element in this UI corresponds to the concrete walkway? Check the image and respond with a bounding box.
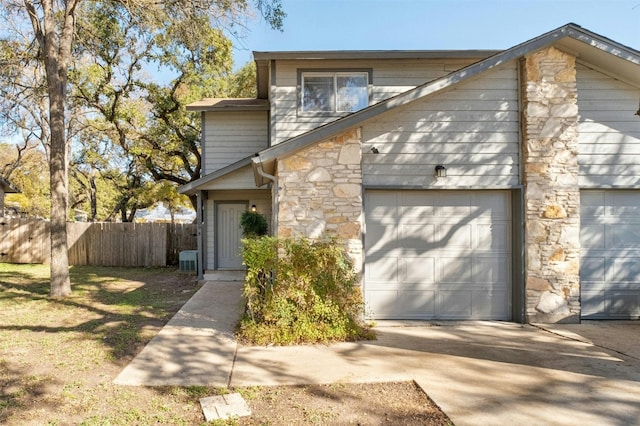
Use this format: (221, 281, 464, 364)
(115, 281, 640, 425)
(114, 280, 242, 386)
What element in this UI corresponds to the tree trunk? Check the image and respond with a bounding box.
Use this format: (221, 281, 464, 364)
(30, 0, 79, 297)
(49, 109, 71, 297)
(120, 204, 127, 222)
(89, 174, 97, 221)
(127, 207, 137, 223)
(46, 50, 71, 297)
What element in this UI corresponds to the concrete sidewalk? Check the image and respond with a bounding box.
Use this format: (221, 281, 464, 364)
(114, 281, 243, 387)
(115, 281, 640, 425)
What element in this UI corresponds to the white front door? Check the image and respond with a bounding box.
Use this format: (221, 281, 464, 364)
(217, 203, 246, 269)
(364, 190, 512, 320)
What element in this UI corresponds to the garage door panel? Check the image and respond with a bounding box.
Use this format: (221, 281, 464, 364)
(475, 290, 510, 318)
(583, 291, 640, 319)
(398, 204, 436, 220)
(477, 223, 510, 251)
(611, 258, 640, 281)
(366, 290, 399, 317)
(582, 291, 606, 317)
(609, 205, 640, 216)
(402, 257, 436, 282)
(366, 192, 398, 219)
(580, 256, 606, 282)
(401, 291, 436, 317)
(608, 191, 640, 216)
(398, 192, 436, 219)
(609, 293, 640, 316)
(610, 226, 640, 248)
(365, 190, 512, 320)
(476, 257, 510, 284)
(399, 224, 436, 250)
(365, 256, 399, 282)
(366, 222, 398, 254)
(581, 189, 640, 319)
(581, 191, 605, 215)
(580, 224, 606, 249)
(439, 224, 473, 250)
(475, 192, 511, 220)
(440, 257, 474, 283)
(438, 291, 472, 318)
(366, 290, 437, 319)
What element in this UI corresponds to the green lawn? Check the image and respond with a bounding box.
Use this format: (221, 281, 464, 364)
(0, 263, 220, 425)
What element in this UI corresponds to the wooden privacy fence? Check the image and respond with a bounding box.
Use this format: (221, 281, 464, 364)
(0, 219, 197, 267)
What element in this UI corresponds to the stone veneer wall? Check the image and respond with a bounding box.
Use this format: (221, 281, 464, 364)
(521, 47, 581, 323)
(276, 128, 363, 272)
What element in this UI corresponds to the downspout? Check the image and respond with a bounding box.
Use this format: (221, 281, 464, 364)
(256, 164, 278, 234)
(516, 58, 527, 324)
(196, 190, 204, 281)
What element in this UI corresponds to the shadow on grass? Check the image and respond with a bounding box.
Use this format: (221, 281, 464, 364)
(0, 265, 200, 359)
(0, 263, 205, 423)
(0, 267, 50, 297)
(0, 359, 63, 423)
(0, 263, 202, 423)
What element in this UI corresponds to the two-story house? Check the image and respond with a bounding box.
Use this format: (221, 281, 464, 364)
(180, 23, 640, 324)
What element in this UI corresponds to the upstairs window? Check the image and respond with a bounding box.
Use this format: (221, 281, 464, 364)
(300, 71, 370, 115)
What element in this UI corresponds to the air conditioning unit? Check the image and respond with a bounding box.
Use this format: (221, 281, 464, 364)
(179, 250, 198, 273)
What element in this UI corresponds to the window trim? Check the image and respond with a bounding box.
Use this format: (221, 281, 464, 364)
(297, 68, 372, 117)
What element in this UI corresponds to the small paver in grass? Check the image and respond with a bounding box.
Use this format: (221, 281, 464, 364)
(200, 392, 251, 422)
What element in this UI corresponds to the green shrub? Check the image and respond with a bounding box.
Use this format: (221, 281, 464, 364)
(240, 211, 269, 238)
(238, 236, 373, 345)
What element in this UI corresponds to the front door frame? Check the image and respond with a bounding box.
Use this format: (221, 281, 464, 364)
(214, 200, 248, 270)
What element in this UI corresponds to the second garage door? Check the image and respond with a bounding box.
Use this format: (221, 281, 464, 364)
(581, 190, 640, 319)
(364, 190, 512, 320)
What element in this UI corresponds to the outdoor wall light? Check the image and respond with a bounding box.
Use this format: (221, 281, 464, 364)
(435, 165, 447, 178)
(250, 205, 257, 212)
(370, 146, 379, 154)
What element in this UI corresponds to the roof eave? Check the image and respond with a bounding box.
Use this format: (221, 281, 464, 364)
(0, 178, 19, 193)
(252, 49, 502, 61)
(185, 98, 270, 112)
(252, 23, 640, 172)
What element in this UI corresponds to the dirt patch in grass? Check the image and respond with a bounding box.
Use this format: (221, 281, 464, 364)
(0, 264, 451, 425)
(238, 381, 452, 425)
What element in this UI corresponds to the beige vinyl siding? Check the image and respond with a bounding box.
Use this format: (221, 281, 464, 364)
(204, 190, 271, 270)
(577, 64, 640, 187)
(271, 58, 479, 145)
(203, 111, 268, 174)
(361, 64, 520, 188)
(198, 166, 259, 191)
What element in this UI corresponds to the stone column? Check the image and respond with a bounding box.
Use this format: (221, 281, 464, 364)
(276, 128, 363, 272)
(521, 47, 581, 323)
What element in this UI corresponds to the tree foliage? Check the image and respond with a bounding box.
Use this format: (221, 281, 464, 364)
(0, 0, 285, 297)
(0, 142, 50, 217)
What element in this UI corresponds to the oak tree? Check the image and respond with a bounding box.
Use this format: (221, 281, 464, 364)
(0, 0, 285, 297)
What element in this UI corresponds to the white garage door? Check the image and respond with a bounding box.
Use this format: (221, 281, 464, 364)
(364, 190, 512, 320)
(581, 190, 640, 319)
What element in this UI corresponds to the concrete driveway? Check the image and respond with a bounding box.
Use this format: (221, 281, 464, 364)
(116, 281, 640, 425)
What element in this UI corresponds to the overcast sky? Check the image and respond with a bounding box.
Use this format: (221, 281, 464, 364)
(231, 0, 640, 68)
